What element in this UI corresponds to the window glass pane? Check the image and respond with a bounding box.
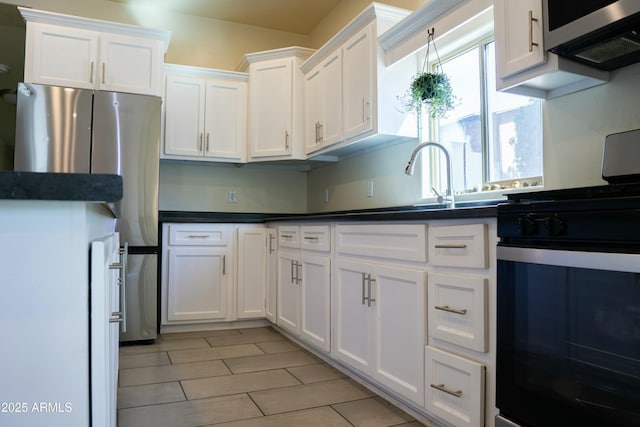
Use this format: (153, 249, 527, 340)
(485, 42, 543, 183)
(436, 47, 482, 193)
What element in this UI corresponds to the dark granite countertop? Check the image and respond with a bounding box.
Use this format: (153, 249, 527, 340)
(160, 200, 500, 224)
(0, 171, 123, 202)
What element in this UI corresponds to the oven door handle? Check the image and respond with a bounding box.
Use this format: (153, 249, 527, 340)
(497, 245, 640, 273)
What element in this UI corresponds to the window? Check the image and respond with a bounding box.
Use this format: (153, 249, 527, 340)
(421, 39, 542, 198)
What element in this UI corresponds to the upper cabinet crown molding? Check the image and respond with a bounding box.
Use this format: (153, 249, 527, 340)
(378, 0, 469, 66)
(18, 6, 171, 53)
(301, 2, 411, 74)
(164, 63, 248, 82)
(236, 46, 316, 72)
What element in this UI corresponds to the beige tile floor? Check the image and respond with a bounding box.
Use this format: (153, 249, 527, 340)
(118, 327, 428, 427)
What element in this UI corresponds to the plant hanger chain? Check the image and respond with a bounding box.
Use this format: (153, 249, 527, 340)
(422, 27, 444, 74)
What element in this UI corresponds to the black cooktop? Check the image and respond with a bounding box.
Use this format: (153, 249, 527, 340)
(506, 183, 640, 203)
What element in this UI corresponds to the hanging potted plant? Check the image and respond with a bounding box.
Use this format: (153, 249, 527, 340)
(399, 28, 456, 119)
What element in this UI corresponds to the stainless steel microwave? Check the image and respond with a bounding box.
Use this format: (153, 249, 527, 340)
(543, 0, 640, 70)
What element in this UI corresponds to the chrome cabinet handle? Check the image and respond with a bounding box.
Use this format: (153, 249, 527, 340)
(529, 10, 539, 52)
(281, 234, 293, 239)
(435, 305, 468, 315)
(90, 61, 94, 83)
(206, 133, 210, 152)
(285, 131, 290, 149)
(434, 243, 467, 249)
(109, 243, 128, 333)
(268, 234, 275, 253)
(367, 275, 376, 307)
(315, 122, 320, 144)
(430, 383, 462, 398)
(187, 234, 209, 239)
(318, 123, 323, 143)
(361, 273, 367, 305)
(222, 255, 226, 275)
(303, 236, 319, 241)
(102, 62, 106, 84)
(290, 260, 301, 284)
(199, 133, 203, 151)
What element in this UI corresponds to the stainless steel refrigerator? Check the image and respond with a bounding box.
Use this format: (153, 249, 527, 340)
(14, 82, 160, 342)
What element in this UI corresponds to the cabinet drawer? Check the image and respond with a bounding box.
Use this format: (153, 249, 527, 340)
(278, 226, 300, 249)
(425, 346, 485, 427)
(428, 224, 487, 268)
(168, 224, 229, 246)
(335, 224, 426, 262)
(301, 225, 330, 251)
(428, 273, 487, 352)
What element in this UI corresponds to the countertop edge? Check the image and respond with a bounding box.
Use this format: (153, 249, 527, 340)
(0, 172, 123, 202)
(159, 205, 498, 224)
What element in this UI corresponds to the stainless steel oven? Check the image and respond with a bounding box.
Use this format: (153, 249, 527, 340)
(496, 185, 640, 427)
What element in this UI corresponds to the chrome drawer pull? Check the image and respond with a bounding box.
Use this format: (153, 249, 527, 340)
(435, 305, 468, 315)
(303, 236, 319, 241)
(430, 383, 462, 398)
(187, 234, 209, 239)
(281, 234, 294, 239)
(434, 244, 467, 249)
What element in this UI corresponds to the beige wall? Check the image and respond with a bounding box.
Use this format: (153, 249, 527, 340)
(159, 162, 308, 213)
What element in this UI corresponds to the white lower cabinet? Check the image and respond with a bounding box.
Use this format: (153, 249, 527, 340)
(276, 225, 332, 352)
(237, 226, 267, 319)
(166, 246, 229, 321)
(265, 228, 278, 323)
(425, 346, 485, 427)
(300, 253, 331, 351)
(334, 259, 426, 405)
(426, 219, 497, 427)
(277, 248, 301, 334)
(333, 223, 427, 406)
(161, 223, 233, 326)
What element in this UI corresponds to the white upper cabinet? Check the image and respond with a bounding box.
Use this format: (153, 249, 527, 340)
(163, 65, 248, 163)
(495, 0, 545, 78)
(342, 25, 374, 140)
(240, 47, 315, 162)
(304, 50, 343, 155)
(301, 4, 415, 159)
(493, 0, 609, 98)
(20, 7, 170, 96)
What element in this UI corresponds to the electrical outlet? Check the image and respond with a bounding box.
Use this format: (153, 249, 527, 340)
(367, 181, 374, 197)
(324, 188, 329, 203)
(228, 191, 237, 203)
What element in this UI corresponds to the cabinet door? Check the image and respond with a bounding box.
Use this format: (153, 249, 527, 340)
(342, 24, 374, 140)
(373, 265, 426, 405)
(333, 259, 373, 372)
(164, 75, 206, 157)
(321, 50, 343, 147)
(26, 22, 98, 89)
(249, 58, 292, 159)
(90, 233, 119, 427)
(265, 228, 278, 323)
(204, 79, 247, 161)
(304, 65, 323, 154)
(301, 253, 331, 352)
(166, 246, 228, 321)
(237, 227, 266, 319)
(100, 33, 163, 95)
(494, 0, 545, 79)
(277, 250, 301, 334)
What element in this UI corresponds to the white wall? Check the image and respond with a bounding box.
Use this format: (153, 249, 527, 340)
(542, 61, 640, 190)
